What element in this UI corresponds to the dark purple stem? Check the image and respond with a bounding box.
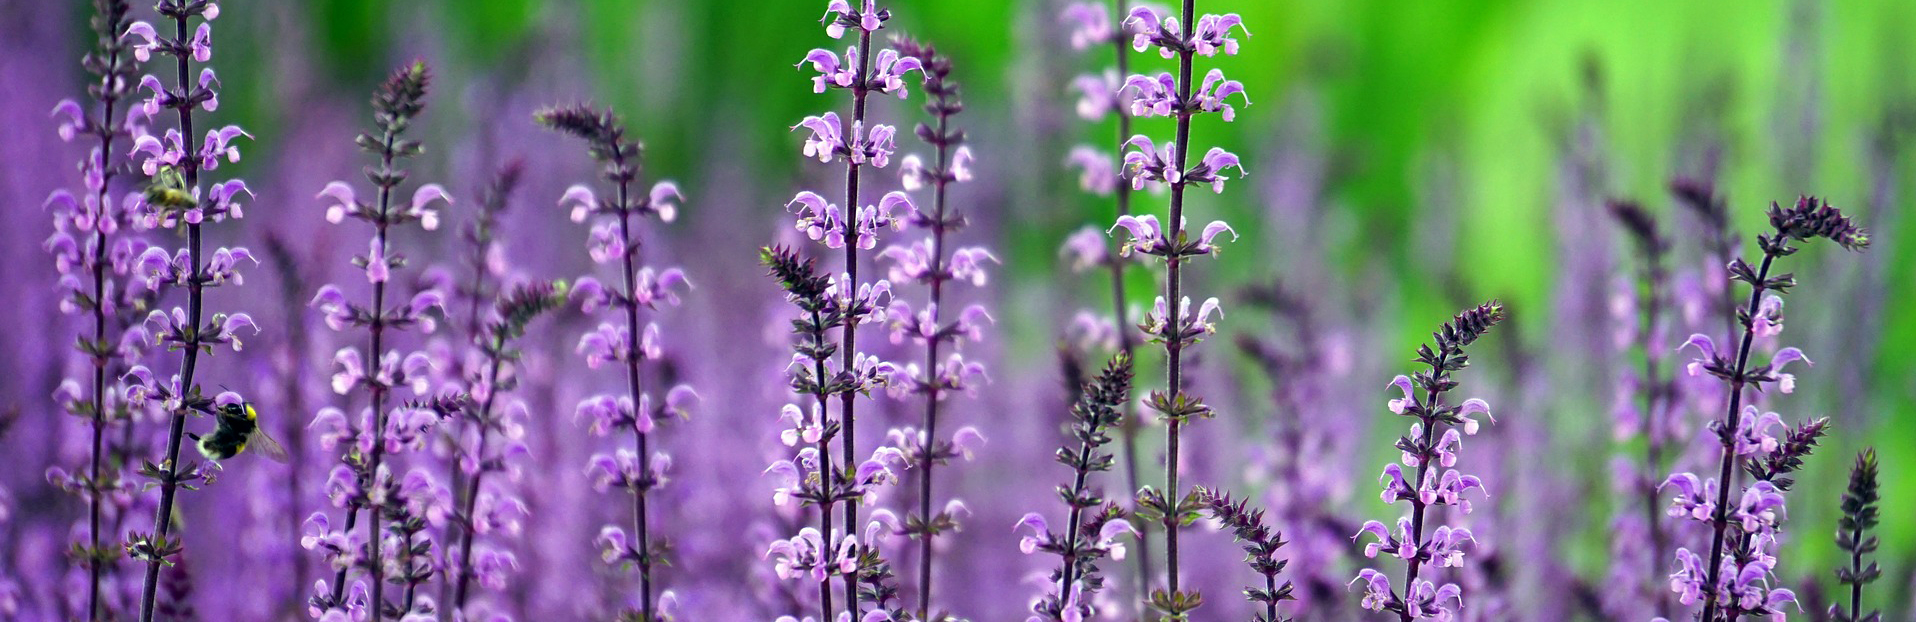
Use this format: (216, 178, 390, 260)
(838, 25, 875, 617)
(1161, 0, 1197, 598)
(1698, 250, 1777, 622)
(1106, 0, 1153, 600)
(137, 11, 203, 622)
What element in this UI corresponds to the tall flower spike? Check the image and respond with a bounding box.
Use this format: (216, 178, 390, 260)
(1352, 301, 1504, 622)
(783, 2, 917, 619)
(441, 163, 561, 617)
(1056, 0, 1158, 600)
(50, 1, 145, 619)
(1025, 355, 1137, 622)
(1673, 196, 1866, 622)
(1602, 198, 1677, 619)
(124, 3, 257, 621)
(1112, 2, 1250, 617)
(540, 102, 694, 622)
(305, 61, 466, 622)
(883, 38, 988, 621)
(762, 245, 857, 622)
(1832, 449, 1881, 622)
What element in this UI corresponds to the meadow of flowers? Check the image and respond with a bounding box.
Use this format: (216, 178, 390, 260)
(4, 0, 1913, 621)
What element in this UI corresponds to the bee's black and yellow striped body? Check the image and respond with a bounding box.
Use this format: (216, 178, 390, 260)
(190, 402, 287, 463)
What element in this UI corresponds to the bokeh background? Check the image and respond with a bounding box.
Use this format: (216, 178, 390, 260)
(2, 0, 1913, 619)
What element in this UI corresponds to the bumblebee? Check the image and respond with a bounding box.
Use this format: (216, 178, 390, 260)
(144, 166, 196, 210)
(189, 402, 289, 463)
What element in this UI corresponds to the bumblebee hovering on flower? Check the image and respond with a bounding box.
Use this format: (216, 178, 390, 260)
(189, 401, 289, 463)
(143, 165, 196, 212)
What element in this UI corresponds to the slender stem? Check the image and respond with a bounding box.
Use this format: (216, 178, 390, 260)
(1106, 0, 1154, 599)
(612, 172, 657, 621)
(1055, 425, 1100, 614)
(810, 309, 837, 622)
(362, 125, 401, 619)
(1847, 520, 1864, 622)
(1698, 250, 1777, 622)
(444, 205, 499, 619)
(451, 338, 507, 609)
(87, 30, 125, 621)
(838, 25, 875, 617)
(1160, 0, 1197, 598)
(1398, 362, 1447, 622)
(1638, 245, 1670, 617)
(913, 100, 951, 621)
(137, 12, 203, 622)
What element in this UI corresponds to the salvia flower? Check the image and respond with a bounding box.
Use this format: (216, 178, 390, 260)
(539, 102, 695, 622)
(119, 2, 256, 619)
(1025, 356, 1137, 622)
(49, 1, 147, 618)
(1351, 301, 1504, 621)
(305, 61, 465, 620)
(777, 4, 922, 619)
(1669, 196, 1865, 622)
(1110, 2, 1258, 616)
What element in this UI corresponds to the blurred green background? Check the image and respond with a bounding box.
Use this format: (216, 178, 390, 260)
(91, 0, 1915, 613)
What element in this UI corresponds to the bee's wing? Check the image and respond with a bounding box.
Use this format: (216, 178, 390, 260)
(248, 426, 291, 464)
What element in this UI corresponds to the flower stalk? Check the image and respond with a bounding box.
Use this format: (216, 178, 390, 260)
(118, 2, 258, 618)
(1109, 2, 1249, 615)
(540, 103, 695, 622)
(1832, 449, 1881, 622)
(306, 61, 462, 620)
(1020, 354, 1136, 621)
(887, 37, 990, 621)
(1351, 301, 1504, 621)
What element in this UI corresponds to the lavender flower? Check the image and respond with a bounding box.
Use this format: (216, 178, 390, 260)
(761, 246, 906, 622)
(1351, 301, 1503, 621)
(875, 37, 993, 621)
(445, 277, 566, 616)
(1057, 0, 1157, 597)
(114, 2, 258, 619)
(305, 62, 464, 620)
(1202, 490, 1295, 622)
(1832, 449, 1880, 622)
(785, 1, 920, 618)
(45, 0, 143, 618)
(1024, 355, 1136, 621)
(1104, 1, 1249, 615)
(1601, 199, 1678, 619)
(1665, 196, 1867, 621)
(539, 103, 695, 622)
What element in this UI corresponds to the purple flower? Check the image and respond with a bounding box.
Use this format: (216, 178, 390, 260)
(1072, 70, 1123, 120)
(1064, 147, 1117, 196)
(822, 0, 884, 38)
(1059, 2, 1113, 50)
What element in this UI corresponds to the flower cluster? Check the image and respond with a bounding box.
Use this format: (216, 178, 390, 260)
(1351, 301, 1503, 621)
(874, 38, 991, 619)
(1832, 449, 1881, 622)
(46, 1, 153, 618)
(1108, 2, 1252, 615)
(1022, 355, 1137, 621)
(768, 3, 924, 620)
(1662, 197, 1866, 622)
(303, 61, 466, 621)
(761, 246, 912, 622)
(539, 102, 698, 622)
(439, 165, 564, 619)
(112, 2, 259, 620)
